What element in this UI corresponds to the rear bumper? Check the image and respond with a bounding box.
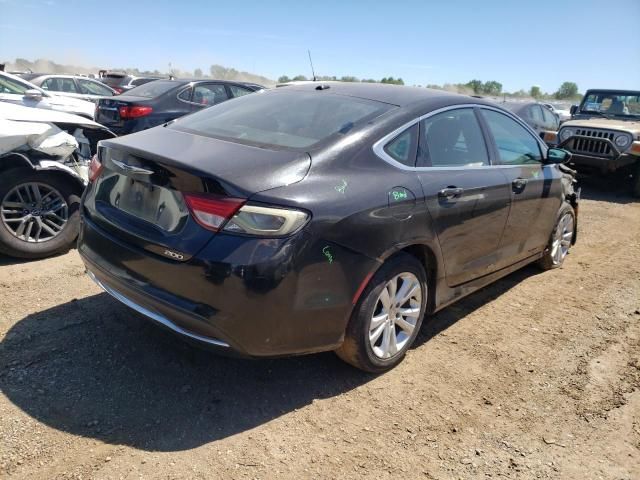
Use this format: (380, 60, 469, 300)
(78, 214, 377, 357)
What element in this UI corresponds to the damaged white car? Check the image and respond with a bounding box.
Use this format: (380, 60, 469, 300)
(0, 103, 115, 258)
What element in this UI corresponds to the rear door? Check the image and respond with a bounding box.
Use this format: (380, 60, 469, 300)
(479, 107, 563, 266)
(415, 107, 511, 286)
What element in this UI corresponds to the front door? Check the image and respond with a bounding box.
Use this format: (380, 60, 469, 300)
(479, 108, 563, 266)
(415, 107, 511, 286)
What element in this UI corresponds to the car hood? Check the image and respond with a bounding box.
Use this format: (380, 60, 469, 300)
(561, 117, 640, 136)
(100, 126, 312, 197)
(0, 102, 105, 129)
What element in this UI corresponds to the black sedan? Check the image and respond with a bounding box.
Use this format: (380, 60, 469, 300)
(79, 83, 578, 372)
(95, 79, 264, 135)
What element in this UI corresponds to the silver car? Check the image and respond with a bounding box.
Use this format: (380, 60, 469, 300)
(19, 73, 117, 103)
(0, 72, 96, 119)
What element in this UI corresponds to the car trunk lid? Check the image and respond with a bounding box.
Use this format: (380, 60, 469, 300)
(84, 127, 310, 257)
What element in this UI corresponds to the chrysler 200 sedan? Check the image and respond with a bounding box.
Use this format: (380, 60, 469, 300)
(78, 83, 579, 373)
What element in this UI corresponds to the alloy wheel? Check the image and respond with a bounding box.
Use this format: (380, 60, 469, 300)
(550, 213, 574, 265)
(369, 272, 423, 359)
(1, 182, 69, 243)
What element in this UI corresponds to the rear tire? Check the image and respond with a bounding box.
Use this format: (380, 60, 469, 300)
(537, 202, 575, 270)
(0, 169, 81, 259)
(335, 253, 427, 373)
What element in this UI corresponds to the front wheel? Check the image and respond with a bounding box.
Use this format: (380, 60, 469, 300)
(335, 253, 427, 373)
(538, 203, 575, 270)
(0, 169, 81, 259)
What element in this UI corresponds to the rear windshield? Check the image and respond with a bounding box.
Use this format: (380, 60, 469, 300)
(170, 90, 393, 149)
(101, 75, 128, 86)
(123, 80, 180, 98)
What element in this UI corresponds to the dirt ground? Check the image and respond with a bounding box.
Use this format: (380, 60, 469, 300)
(1, 175, 639, 480)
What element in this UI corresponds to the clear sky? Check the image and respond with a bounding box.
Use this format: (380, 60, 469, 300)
(1, 0, 639, 92)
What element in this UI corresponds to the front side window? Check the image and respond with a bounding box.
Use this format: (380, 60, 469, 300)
(43, 78, 78, 93)
(193, 84, 229, 106)
(0, 75, 28, 94)
(481, 109, 542, 165)
(418, 108, 489, 167)
(171, 90, 393, 149)
(384, 124, 418, 167)
(78, 79, 113, 96)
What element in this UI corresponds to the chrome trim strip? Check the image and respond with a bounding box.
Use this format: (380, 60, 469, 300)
(111, 159, 154, 175)
(87, 270, 230, 348)
(372, 103, 549, 171)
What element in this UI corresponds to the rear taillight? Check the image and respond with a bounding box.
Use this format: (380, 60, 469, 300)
(184, 193, 245, 232)
(119, 105, 153, 119)
(88, 154, 103, 183)
(223, 205, 310, 237)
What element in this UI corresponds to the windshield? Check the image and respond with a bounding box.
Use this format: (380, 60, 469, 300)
(170, 90, 394, 149)
(580, 91, 640, 118)
(123, 80, 179, 98)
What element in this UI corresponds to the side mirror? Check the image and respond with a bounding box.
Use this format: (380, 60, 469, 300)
(569, 105, 578, 116)
(545, 147, 572, 164)
(24, 89, 43, 100)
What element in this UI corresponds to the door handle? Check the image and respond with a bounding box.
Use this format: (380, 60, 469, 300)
(512, 178, 528, 192)
(438, 187, 464, 199)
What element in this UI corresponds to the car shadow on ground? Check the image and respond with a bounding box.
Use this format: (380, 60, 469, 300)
(0, 264, 542, 452)
(577, 170, 637, 204)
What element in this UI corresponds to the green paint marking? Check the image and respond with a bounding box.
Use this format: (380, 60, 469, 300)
(392, 190, 408, 201)
(335, 179, 348, 194)
(322, 246, 334, 264)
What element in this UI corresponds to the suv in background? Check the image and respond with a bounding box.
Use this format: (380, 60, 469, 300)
(99, 72, 162, 94)
(553, 89, 640, 196)
(18, 73, 117, 103)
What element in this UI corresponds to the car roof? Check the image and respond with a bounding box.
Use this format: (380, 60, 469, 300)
(278, 81, 474, 107)
(583, 89, 640, 95)
(174, 78, 265, 88)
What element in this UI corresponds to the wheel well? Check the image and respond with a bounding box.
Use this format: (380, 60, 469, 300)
(397, 244, 437, 314)
(0, 153, 34, 173)
(37, 169, 85, 197)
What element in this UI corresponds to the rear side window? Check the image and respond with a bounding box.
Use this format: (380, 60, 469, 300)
(384, 124, 418, 166)
(229, 85, 253, 98)
(481, 109, 542, 165)
(177, 87, 192, 102)
(124, 80, 178, 98)
(529, 105, 544, 123)
(418, 108, 489, 167)
(193, 84, 229, 105)
(171, 90, 393, 149)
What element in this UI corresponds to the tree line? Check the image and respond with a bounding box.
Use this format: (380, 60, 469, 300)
(277, 74, 405, 85)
